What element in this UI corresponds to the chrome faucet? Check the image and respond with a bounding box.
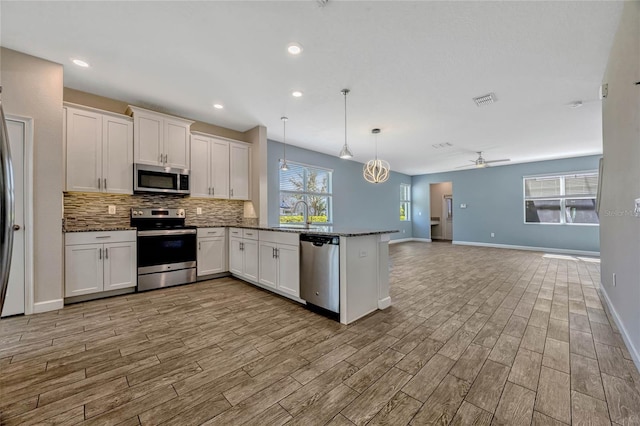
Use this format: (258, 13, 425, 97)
(293, 200, 311, 228)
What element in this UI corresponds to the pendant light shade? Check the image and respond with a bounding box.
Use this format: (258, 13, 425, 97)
(363, 128, 390, 184)
(338, 89, 353, 159)
(280, 116, 289, 171)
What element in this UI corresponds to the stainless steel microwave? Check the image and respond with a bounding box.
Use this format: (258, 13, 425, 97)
(134, 164, 190, 195)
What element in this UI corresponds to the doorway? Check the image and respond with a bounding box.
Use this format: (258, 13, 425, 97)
(429, 182, 453, 241)
(2, 116, 32, 317)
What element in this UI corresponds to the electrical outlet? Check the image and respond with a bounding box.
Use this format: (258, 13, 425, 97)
(612, 272, 616, 287)
(196, 207, 202, 215)
(108, 205, 116, 215)
(490, 232, 495, 238)
(359, 250, 367, 258)
(634, 198, 640, 217)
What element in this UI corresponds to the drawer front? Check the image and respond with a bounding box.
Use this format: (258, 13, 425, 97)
(66, 230, 136, 246)
(229, 228, 243, 238)
(242, 229, 258, 240)
(197, 227, 225, 238)
(259, 230, 299, 246)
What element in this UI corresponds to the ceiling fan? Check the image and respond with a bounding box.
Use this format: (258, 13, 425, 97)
(457, 151, 511, 169)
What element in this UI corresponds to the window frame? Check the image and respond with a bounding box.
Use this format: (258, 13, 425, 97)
(523, 171, 599, 226)
(400, 183, 411, 222)
(279, 160, 334, 225)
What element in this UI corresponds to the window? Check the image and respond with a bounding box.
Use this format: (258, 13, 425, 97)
(524, 172, 599, 225)
(279, 161, 332, 224)
(400, 183, 411, 221)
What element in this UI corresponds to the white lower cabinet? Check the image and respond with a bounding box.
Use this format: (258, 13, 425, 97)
(197, 228, 227, 276)
(228, 228, 258, 282)
(258, 231, 300, 298)
(65, 231, 136, 298)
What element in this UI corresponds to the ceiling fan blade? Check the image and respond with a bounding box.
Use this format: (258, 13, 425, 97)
(455, 164, 474, 169)
(484, 158, 510, 164)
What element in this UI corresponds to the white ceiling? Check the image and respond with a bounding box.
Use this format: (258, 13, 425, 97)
(1, 1, 623, 175)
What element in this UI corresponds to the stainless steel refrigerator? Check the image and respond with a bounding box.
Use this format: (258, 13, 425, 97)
(0, 86, 15, 317)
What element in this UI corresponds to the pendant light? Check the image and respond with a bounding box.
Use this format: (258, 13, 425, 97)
(280, 116, 289, 171)
(338, 89, 353, 159)
(363, 128, 390, 184)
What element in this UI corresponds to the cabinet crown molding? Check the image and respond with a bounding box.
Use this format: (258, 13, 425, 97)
(64, 102, 132, 121)
(126, 105, 195, 125)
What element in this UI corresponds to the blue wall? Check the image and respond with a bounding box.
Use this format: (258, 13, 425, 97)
(268, 140, 412, 240)
(412, 155, 601, 252)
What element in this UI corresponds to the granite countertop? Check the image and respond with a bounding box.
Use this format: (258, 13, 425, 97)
(228, 225, 399, 237)
(64, 226, 136, 233)
(63, 223, 398, 237)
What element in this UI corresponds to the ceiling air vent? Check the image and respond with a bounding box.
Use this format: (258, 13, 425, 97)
(473, 93, 497, 107)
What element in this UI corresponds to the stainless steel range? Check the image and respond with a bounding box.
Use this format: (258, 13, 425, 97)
(131, 208, 197, 291)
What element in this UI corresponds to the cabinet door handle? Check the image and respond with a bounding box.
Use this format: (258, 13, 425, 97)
(95, 236, 111, 239)
(272, 247, 275, 258)
(98, 248, 102, 260)
(105, 248, 109, 259)
(230, 188, 233, 197)
(164, 154, 168, 163)
(104, 178, 107, 190)
(98, 178, 101, 189)
(159, 153, 162, 163)
(240, 242, 244, 251)
(275, 248, 279, 259)
(212, 187, 215, 196)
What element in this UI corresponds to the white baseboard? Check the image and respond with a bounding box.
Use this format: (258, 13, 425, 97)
(452, 241, 600, 257)
(599, 284, 640, 372)
(378, 297, 391, 309)
(389, 238, 432, 244)
(33, 299, 64, 314)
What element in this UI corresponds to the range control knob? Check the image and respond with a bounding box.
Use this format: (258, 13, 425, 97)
(137, 210, 143, 215)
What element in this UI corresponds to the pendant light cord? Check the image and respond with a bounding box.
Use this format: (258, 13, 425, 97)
(344, 91, 347, 149)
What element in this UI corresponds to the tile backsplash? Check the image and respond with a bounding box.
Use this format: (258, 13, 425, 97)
(64, 192, 253, 229)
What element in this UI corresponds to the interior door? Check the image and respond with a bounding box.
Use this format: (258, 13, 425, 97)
(2, 119, 25, 316)
(443, 195, 453, 241)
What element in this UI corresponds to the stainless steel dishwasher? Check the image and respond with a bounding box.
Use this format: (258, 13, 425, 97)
(300, 234, 340, 314)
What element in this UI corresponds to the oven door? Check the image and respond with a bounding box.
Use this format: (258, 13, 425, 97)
(137, 229, 197, 273)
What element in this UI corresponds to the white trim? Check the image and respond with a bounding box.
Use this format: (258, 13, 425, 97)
(599, 284, 640, 372)
(453, 240, 599, 257)
(378, 296, 391, 310)
(389, 238, 432, 244)
(6, 115, 35, 315)
(33, 299, 64, 314)
(63, 102, 132, 121)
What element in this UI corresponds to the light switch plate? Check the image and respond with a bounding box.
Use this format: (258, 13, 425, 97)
(108, 205, 116, 215)
(460, 203, 467, 209)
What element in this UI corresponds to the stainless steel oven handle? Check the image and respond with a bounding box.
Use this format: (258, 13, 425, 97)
(138, 229, 197, 236)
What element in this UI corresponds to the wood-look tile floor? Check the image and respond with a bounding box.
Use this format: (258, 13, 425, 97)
(1, 242, 639, 425)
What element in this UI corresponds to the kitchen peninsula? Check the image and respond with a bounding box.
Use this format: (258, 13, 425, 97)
(228, 225, 398, 325)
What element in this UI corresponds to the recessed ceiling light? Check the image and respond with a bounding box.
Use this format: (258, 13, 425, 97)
(287, 43, 303, 55)
(292, 91, 303, 98)
(213, 104, 224, 109)
(72, 59, 90, 68)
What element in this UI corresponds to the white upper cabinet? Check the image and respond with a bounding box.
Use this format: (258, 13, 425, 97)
(190, 134, 211, 198)
(190, 133, 250, 200)
(127, 106, 193, 169)
(103, 115, 134, 194)
(65, 105, 133, 194)
(229, 142, 250, 200)
(211, 139, 230, 199)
